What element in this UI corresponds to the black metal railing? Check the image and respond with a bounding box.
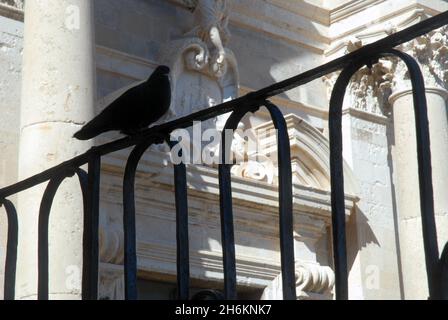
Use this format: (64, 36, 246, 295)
(1, 10, 448, 300)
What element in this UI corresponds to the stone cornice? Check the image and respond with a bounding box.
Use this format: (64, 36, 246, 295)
(4, 1, 447, 56)
(169, 0, 447, 54)
(169, 0, 329, 53)
(329, 0, 387, 24)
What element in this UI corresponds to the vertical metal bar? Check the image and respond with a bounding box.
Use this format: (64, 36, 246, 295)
(218, 162, 237, 300)
(167, 140, 190, 300)
(328, 62, 364, 300)
(219, 109, 257, 300)
(387, 49, 440, 299)
(264, 101, 296, 300)
(78, 156, 101, 300)
(2, 199, 18, 300)
(440, 242, 448, 299)
(123, 140, 154, 300)
(37, 176, 65, 300)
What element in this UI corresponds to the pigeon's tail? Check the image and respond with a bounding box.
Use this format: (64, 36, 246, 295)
(73, 117, 110, 140)
(73, 127, 96, 140)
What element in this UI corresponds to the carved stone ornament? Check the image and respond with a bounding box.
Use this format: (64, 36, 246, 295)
(183, 0, 231, 77)
(159, 0, 238, 157)
(261, 262, 335, 300)
(295, 263, 335, 298)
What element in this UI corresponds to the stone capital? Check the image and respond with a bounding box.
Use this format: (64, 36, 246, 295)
(389, 87, 448, 106)
(324, 24, 448, 117)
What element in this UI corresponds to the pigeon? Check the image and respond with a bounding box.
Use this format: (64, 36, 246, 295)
(74, 65, 171, 140)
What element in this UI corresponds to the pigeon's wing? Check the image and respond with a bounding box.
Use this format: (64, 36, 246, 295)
(140, 73, 172, 124)
(73, 84, 143, 140)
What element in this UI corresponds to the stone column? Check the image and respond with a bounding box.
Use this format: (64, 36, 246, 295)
(384, 25, 448, 299)
(389, 86, 448, 299)
(16, 0, 96, 299)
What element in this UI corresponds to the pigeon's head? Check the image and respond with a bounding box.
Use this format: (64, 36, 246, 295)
(154, 65, 170, 76)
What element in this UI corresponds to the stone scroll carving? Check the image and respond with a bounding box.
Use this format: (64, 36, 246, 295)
(184, 0, 231, 77)
(160, 0, 238, 157)
(295, 264, 335, 298)
(162, 0, 237, 120)
(261, 263, 335, 300)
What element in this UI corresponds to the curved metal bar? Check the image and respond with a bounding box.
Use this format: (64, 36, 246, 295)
(167, 139, 190, 300)
(328, 62, 364, 300)
(76, 168, 91, 299)
(218, 109, 250, 300)
(76, 157, 101, 301)
(123, 141, 153, 300)
(218, 102, 294, 300)
(387, 49, 439, 299)
(37, 175, 67, 300)
(263, 101, 296, 300)
(1, 199, 18, 300)
(122, 134, 166, 300)
(37, 168, 92, 300)
(329, 49, 438, 299)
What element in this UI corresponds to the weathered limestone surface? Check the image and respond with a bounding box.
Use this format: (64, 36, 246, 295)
(390, 87, 448, 299)
(16, 0, 96, 300)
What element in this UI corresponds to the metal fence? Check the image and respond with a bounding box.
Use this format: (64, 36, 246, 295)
(1, 11, 448, 301)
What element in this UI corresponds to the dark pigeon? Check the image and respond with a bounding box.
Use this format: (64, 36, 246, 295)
(74, 65, 171, 140)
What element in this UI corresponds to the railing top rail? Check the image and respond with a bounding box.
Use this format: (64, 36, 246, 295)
(0, 10, 447, 200)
